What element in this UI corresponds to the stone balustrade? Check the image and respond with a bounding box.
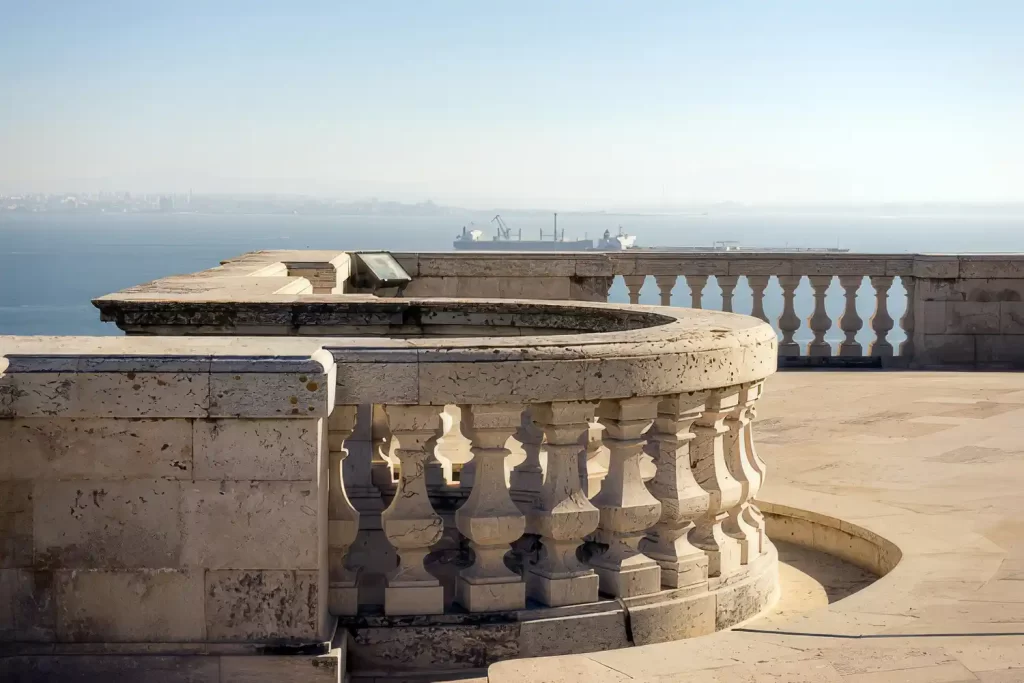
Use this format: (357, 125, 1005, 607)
(4, 294, 781, 676)
(391, 251, 1024, 368)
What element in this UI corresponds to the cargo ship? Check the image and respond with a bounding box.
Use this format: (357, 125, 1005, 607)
(453, 214, 849, 253)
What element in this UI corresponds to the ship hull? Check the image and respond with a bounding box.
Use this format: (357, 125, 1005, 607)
(453, 240, 595, 251)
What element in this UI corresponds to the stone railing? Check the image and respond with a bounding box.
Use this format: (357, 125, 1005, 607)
(395, 251, 1024, 368)
(4, 296, 780, 677)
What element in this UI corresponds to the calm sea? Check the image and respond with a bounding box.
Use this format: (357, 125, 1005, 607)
(3, 211, 1024, 347)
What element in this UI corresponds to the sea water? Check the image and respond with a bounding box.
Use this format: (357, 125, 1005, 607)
(3, 211, 1023, 348)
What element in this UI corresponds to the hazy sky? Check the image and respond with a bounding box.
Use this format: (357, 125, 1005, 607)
(2, 1, 1022, 207)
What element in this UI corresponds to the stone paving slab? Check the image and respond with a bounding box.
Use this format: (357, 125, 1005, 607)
(488, 372, 1024, 683)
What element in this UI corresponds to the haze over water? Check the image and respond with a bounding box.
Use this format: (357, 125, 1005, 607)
(3, 209, 1023, 346)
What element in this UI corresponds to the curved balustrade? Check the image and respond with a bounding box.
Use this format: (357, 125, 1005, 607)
(313, 298, 778, 620)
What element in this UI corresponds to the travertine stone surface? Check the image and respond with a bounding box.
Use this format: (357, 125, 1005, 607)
(527, 401, 600, 607)
(380, 405, 445, 616)
(455, 403, 527, 612)
(690, 388, 742, 578)
(722, 384, 760, 563)
(0, 340, 337, 653)
(641, 392, 711, 589)
(180, 480, 319, 569)
(589, 398, 663, 597)
(205, 569, 321, 642)
(55, 569, 206, 642)
(327, 406, 360, 616)
(193, 418, 319, 480)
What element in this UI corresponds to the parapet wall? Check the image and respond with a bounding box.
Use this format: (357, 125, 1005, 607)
(0, 338, 337, 653)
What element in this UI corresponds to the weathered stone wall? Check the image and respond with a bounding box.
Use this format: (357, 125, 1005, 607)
(0, 343, 337, 649)
(912, 256, 1024, 367)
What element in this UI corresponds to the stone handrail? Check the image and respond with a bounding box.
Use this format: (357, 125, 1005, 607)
(394, 251, 1024, 368)
(94, 249, 1024, 368)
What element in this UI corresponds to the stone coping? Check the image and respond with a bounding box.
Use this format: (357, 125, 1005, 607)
(3, 299, 778, 406)
(487, 372, 1024, 683)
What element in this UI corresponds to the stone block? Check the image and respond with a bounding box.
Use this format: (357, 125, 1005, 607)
(402, 276, 456, 298)
(210, 370, 330, 419)
(498, 276, 571, 300)
(419, 256, 576, 278)
(526, 572, 599, 607)
(568, 276, 613, 302)
(792, 259, 887, 276)
(335, 362, 418, 405)
(193, 419, 319, 481)
(1001, 302, 1024, 333)
(220, 654, 340, 683)
(0, 482, 33, 569)
(975, 336, 1024, 366)
(34, 480, 182, 569)
(384, 584, 445, 616)
(593, 563, 662, 598)
(812, 524, 881, 574)
(517, 607, 628, 658)
(456, 578, 525, 613)
(0, 654, 221, 682)
(1, 568, 55, 642)
(945, 302, 1001, 334)
(55, 569, 205, 642)
(576, 256, 625, 277)
(205, 569, 322, 643)
(627, 589, 715, 644)
(76, 372, 210, 418)
(954, 278, 1024, 302)
(9, 418, 192, 480)
(921, 301, 949, 334)
(726, 259, 793, 276)
(715, 558, 778, 629)
(764, 514, 814, 547)
(181, 481, 319, 570)
(418, 360, 585, 405)
(917, 335, 976, 366)
(959, 257, 1024, 279)
(455, 276, 503, 298)
(917, 278, 965, 302)
(913, 257, 959, 279)
(885, 258, 915, 276)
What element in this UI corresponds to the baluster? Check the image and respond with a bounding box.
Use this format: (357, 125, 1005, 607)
(590, 398, 662, 597)
(527, 401, 600, 606)
(870, 276, 895, 357)
(381, 405, 445, 615)
(742, 383, 767, 555)
(623, 275, 646, 305)
(747, 276, 770, 322)
(838, 275, 864, 356)
(777, 275, 801, 356)
(807, 275, 833, 357)
(900, 276, 916, 358)
(640, 392, 710, 589)
(717, 276, 738, 313)
(328, 405, 361, 615)
(690, 388, 742, 578)
(581, 418, 607, 496)
(685, 275, 708, 309)
(721, 386, 759, 564)
(456, 404, 527, 611)
(654, 275, 677, 306)
(510, 407, 544, 503)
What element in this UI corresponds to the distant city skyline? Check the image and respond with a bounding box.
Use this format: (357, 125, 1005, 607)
(2, 2, 1022, 207)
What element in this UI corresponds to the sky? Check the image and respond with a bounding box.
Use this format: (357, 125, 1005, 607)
(1, 1, 1023, 208)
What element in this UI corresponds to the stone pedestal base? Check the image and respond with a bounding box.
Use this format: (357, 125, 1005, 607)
(384, 584, 444, 616)
(329, 585, 359, 616)
(526, 571, 599, 607)
(457, 578, 526, 612)
(655, 554, 709, 589)
(593, 562, 662, 598)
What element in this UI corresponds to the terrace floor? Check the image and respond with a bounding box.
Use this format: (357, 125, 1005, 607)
(489, 371, 1024, 683)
